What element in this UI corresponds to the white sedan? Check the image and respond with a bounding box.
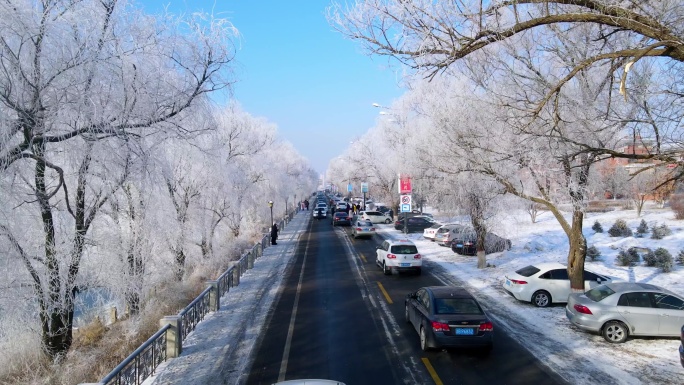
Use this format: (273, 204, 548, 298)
(503, 262, 611, 307)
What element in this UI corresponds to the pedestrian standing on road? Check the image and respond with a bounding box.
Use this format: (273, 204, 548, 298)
(388, 208, 394, 220)
(304, 199, 309, 210)
(271, 223, 279, 245)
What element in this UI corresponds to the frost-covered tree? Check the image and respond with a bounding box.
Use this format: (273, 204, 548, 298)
(0, 0, 237, 360)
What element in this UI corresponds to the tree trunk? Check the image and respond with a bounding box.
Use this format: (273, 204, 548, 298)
(567, 208, 587, 292)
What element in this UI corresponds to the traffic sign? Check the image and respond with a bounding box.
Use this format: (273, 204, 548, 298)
(361, 182, 369, 193)
(400, 195, 412, 205)
(347, 183, 353, 192)
(399, 175, 412, 194)
(401, 204, 411, 213)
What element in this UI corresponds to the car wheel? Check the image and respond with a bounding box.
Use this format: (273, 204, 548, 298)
(602, 321, 628, 343)
(383, 262, 391, 275)
(532, 290, 551, 307)
(385, 218, 391, 224)
(420, 326, 431, 351)
(405, 304, 410, 323)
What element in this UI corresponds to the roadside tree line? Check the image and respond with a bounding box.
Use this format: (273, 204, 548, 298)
(328, 1, 683, 282)
(0, 0, 317, 373)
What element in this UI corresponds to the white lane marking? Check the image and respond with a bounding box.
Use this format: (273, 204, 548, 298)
(277, 224, 312, 381)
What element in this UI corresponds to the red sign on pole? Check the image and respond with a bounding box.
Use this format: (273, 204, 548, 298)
(399, 175, 412, 194)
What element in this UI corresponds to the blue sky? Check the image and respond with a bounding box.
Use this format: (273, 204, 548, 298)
(137, 1, 405, 174)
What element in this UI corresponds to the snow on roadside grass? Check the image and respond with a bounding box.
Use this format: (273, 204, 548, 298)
(376, 204, 683, 385)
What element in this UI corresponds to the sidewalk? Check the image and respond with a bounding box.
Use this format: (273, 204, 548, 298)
(145, 210, 310, 385)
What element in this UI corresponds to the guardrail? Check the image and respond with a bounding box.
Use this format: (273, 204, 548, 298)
(91, 209, 298, 385)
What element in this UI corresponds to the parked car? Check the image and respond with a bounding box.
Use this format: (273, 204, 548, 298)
(397, 211, 433, 221)
(423, 223, 442, 241)
(313, 207, 327, 219)
(433, 224, 469, 246)
(375, 205, 391, 215)
(405, 286, 493, 352)
(680, 324, 684, 367)
(360, 210, 393, 224)
(451, 230, 511, 255)
(394, 216, 437, 233)
(503, 262, 612, 307)
(376, 239, 422, 275)
(351, 219, 375, 239)
(566, 282, 684, 343)
(331, 212, 351, 226)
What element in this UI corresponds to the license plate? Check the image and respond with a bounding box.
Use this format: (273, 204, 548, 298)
(505, 279, 511, 286)
(400, 263, 411, 267)
(363, 228, 370, 231)
(455, 328, 474, 335)
(456, 244, 463, 247)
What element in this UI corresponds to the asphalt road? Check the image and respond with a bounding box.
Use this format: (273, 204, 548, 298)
(245, 216, 569, 385)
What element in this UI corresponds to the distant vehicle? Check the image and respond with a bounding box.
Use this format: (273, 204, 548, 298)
(360, 210, 392, 224)
(336, 202, 349, 211)
(313, 207, 327, 219)
(566, 282, 684, 343)
(405, 286, 493, 352)
(422, 223, 443, 241)
(394, 216, 437, 233)
(351, 219, 375, 239)
(375, 205, 391, 215)
(434, 224, 470, 247)
(503, 262, 611, 307)
(397, 211, 433, 221)
(376, 239, 422, 275)
(315, 203, 328, 212)
(450, 230, 511, 255)
(331, 212, 351, 226)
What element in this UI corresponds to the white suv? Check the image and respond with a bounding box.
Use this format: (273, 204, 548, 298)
(376, 239, 422, 275)
(361, 210, 392, 224)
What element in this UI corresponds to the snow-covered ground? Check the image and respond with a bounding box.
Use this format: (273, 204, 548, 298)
(144, 204, 683, 385)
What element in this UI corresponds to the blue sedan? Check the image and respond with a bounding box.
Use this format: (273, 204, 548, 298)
(405, 286, 493, 352)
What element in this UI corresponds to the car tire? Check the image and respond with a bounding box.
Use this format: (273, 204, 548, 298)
(602, 321, 628, 343)
(385, 218, 391, 224)
(420, 326, 431, 351)
(383, 262, 392, 275)
(532, 290, 551, 307)
(405, 304, 410, 323)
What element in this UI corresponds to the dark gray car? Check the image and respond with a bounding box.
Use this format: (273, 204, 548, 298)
(405, 286, 493, 352)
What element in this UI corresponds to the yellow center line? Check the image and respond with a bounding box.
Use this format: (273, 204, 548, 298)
(421, 357, 444, 385)
(359, 253, 367, 263)
(376, 282, 393, 304)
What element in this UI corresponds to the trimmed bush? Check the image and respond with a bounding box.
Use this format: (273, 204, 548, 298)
(592, 220, 603, 233)
(654, 248, 674, 273)
(586, 245, 601, 261)
(617, 248, 640, 266)
(676, 250, 684, 265)
(643, 249, 657, 267)
(651, 223, 672, 239)
(608, 219, 633, 237)
(636, 219, 648, 237)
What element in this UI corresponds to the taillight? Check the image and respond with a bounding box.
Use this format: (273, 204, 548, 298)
(510, 279, 527, 285)
(414, 254, 421, 259)
(479, 321, 494, 331)
(431, 321, 450, 332)
(370, 227, 375, 231)
(387, 253, 397, 259)
(573, 304, 593, 315)
(355, 227, 362, 231)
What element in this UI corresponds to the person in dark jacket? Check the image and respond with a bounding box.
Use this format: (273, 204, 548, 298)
(271, 223, 279, 245)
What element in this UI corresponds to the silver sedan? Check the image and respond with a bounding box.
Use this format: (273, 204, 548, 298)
(351, 220, 375, 239)
(566, 282, 684, 343)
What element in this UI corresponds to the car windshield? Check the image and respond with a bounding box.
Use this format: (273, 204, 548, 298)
(585, 285, 616, 302)
(515, 265, 541, 277)
(434, 298, 483, 315)
(390, 245, 418, 254)
(357, 220, 373, 226)
(334, 213, 347, 217)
